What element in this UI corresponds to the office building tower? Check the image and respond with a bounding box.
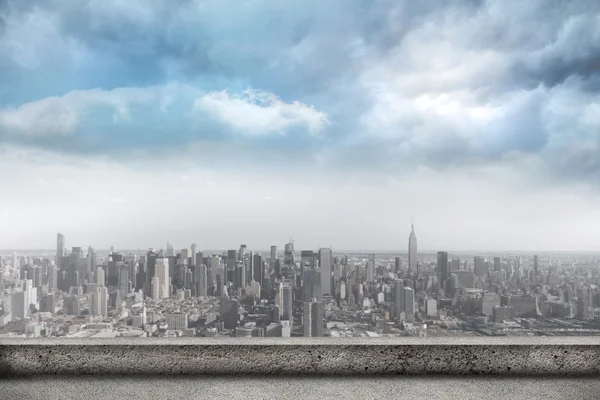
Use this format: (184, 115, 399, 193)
(451, 257, 461, 271)
(426, 299, 438, 316)
(534, 255, 539, 276)
(197, 264, 208, 297)
(394, 279, 405, 321)
(191, 244, 198, 266)
(145, 249, 158, 287)
(270, 246, 277, 262)
(11, 291, 27, 320)
(151, 276, 160, 300)
(90, 285, 108, 317)
(303, 301, 312, 337)
(166, 312, 189, 331)
(284, 241, 295, 268)
(311, 299, 324, 337)
(166, 242, 174, 257)
(302, 270, 322, 302)
(474, 256, 486, 277)
(239, 245, 247, 262)
(40, 294, 55, 314)
(87, 246, 96, 282)
(319, 248, 332, 295)
(95, 266, 105, 287)
(155, 258, 170, 299)
(226, 250, 237, 283)
(56, 233, 65, 270)
(437, 252, 449, 290)
(300, 251, 316, 278)
(408, 224, 417, 272)
(493, 257, 501, 272)
(404, 287, 415, 322)
(252, 253, 263, 286)
(220, 297, 239, 330)
(395, 257, 401, 274)
(366, 262, 373, 282)
(282, 283, 293, 328)
(119, 267, 130, 295)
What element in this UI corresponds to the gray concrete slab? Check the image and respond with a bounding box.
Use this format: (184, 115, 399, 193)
(1, 376, 599, 400)
(2, 337, 600, 376)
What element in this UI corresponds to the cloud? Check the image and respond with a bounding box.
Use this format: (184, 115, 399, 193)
(193, 89, 330, 136)
(0, 0, 599, 189)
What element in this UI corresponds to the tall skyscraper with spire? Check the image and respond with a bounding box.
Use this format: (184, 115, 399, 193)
(408, 224, 417, 273)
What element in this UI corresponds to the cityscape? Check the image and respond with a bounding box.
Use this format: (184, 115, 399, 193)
(1, 226, 600, 339)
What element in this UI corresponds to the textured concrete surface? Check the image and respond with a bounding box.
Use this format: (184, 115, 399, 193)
(1, 376, 599, 400)
(2, 337, 600, 376)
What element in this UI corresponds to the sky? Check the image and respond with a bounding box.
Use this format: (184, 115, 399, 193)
(0, 0, 599, 252)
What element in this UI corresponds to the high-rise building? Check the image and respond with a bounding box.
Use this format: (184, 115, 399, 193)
(191, 244, 198, 266)
(303, 301, 312, 337)
(366, 262, 374, 282)
(87, 246, 96, 282)
(319, 248, 332, 295)
(533, 255, 539, 276)
(166, 242, 174, 257)
(56, 233, 65, 270)
(408, 224, 417, 272)
(437, 252, 449, 290)
(151, 276, 160, 300)
(220, 297, 239, 330)
(404, 287, 415, 322)
(95, 266, 105, 287)
(474, 256, 486, 277)
(302, 270, 322, 302)
(394, 257, 402, 274)
(311, 299, 324, 337)
(282, 283, 293, 328)
(394, 279, 404, 321)
(270, 246, 277, 262)
(493, 257, 501, 272)
(155, 258, 170, 299)
(90, 285, 108, 317)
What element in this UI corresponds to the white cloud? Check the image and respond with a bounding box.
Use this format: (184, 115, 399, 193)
(193, 89, 330, 136)
(0, 84, 197, 136)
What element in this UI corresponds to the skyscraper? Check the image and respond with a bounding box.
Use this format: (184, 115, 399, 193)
(166, 242, 174, 257)
(408, 225, 417, 273)
(282, 283, 293, 328)
(437, 252, 449, 290)
(303, 301, 312, 337)
(394, 279, 404, 321)
(311, 299, 324, 337)
(474, 256, 486, 277)
(191, 244, 198, 266)
(302, 270, 322, 302)
(56, 233, 65, 270)
(319, 248, 332, 295)
(493, 257, 501, 272)
(155, 258, 170, 299)
(87, 246, 96, 282)
(533, 255, 539, 276)
(403, 287, 415, 322)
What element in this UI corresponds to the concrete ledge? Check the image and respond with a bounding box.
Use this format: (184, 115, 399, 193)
(2, 338, 600, 376)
